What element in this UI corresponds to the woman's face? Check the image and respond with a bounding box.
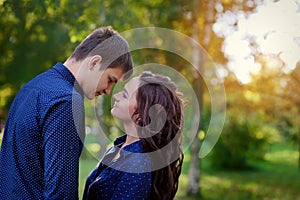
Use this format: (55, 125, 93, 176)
(111, 77, 140, 122)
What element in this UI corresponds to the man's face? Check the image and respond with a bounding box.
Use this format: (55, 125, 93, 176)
(84, 67, 123, 100)
(78, 56, 125, 99)
(95, 67, 124, 97)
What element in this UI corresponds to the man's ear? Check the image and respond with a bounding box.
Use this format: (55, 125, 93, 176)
(88, 55, 102, 70)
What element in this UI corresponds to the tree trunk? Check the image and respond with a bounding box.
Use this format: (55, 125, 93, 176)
(187, 133, 201, 195)
(187, 13, 202, 197)
(298, 127, 300, 172)
(187, 0, 215, 196)
(187, 73, 203, 196)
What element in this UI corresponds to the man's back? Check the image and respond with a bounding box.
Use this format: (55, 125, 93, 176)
(0, 63, 85, 199)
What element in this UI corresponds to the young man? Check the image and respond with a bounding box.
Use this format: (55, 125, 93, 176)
(0, 27, 133, 199)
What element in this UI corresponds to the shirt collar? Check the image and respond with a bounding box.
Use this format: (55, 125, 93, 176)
(114, 135, 144, 155)
(52, 62, 84, 96)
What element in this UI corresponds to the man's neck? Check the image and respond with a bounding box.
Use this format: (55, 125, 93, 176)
(64, 58, 80, 78)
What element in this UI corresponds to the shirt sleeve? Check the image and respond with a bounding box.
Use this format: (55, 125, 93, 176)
(42, 94, 84, 199)
(111, 171, 152, 200)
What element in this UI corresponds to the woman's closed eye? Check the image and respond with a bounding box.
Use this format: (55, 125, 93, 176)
(122, 88, 129, 99)
(122, 91, 127, 99)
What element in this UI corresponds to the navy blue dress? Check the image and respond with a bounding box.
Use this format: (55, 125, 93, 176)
(0, 62, 85, 199)
(83, 135, 152, 200)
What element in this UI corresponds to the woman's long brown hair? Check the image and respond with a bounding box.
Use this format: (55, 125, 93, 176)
(133, 72, 184, 200)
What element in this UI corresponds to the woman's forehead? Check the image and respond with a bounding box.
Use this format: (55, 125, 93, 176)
(124, 77, 140, 92)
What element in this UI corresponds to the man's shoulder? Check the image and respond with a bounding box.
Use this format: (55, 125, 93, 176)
(28, 68, 68, 88)
(25, 69, 76, 97)
(17, 70, 83, 114)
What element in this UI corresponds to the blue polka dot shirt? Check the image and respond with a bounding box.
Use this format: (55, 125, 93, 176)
(0, 62, 85, 199)
(83, 135, 152, 200)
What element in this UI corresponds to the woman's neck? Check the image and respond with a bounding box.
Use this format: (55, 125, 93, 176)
(122, 122, 140, 147)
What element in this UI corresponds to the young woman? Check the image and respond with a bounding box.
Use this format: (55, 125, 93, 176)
(83, 71, 184, 200)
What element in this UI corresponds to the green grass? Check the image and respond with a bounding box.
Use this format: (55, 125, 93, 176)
(79, 142, 300, 200)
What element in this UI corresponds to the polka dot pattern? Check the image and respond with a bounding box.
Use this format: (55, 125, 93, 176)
(0, 62, 85, 199)
(83, 135, 152, 200)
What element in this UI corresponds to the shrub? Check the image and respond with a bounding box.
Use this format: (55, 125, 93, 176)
(210, 114, 268, 170)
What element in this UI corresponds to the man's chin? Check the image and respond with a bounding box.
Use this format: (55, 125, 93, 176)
(85, 94, 95, 100)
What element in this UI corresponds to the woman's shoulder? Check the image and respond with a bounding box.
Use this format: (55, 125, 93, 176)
(117, 149, 152, 173)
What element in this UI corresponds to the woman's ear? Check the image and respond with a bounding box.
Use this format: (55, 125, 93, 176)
(131, 112, 140, 124)
(88, 55, 102, 70)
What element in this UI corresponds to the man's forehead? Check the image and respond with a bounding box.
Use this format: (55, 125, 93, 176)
(108, 67, 124, 80)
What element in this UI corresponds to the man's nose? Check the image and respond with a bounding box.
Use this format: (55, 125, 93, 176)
(103, 88, 111, 95)
(103, 84, 114, 95)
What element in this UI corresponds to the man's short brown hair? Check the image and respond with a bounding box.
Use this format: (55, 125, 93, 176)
(70, 27, 133, 79)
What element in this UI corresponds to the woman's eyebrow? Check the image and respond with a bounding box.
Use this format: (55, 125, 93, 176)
(123, 88, 129, 96)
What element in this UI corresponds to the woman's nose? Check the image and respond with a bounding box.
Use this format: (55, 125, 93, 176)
(113, 92, 120, 101)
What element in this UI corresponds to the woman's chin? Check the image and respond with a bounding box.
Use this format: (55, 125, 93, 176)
(110, 108, 117, 116)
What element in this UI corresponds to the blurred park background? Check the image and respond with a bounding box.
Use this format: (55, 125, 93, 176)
(1, 0, 300, 199)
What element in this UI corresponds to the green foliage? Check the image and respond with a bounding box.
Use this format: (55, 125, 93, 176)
(0, 0, 191, 121)
(174, 142, 299, 200)
(210, 114, 268, 169)
(0, 0, 94, 120)
(98, 0, 185, 29)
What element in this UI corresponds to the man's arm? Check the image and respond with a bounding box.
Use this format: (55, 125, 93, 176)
(42, 95, 84, 199)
